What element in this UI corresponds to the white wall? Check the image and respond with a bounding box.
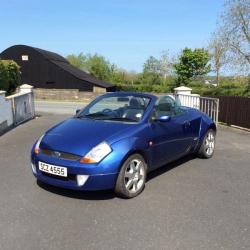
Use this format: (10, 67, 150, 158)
(0, 91, 13, 128)
(174, 86, 200, 109)
(0, 85, 35, 133)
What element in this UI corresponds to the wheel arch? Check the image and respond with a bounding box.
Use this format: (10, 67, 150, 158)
(111, 135, 151, 174)
(196, 116, 217, 152)
(117, 149, 149, 173)
(199, 115, 217, 138)
(208, 123, 217, 133)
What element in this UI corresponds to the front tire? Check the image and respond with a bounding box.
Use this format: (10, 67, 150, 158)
(197, 129, 216, 158)
(115, 154, 147, 198)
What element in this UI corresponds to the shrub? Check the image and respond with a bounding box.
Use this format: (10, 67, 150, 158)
(115, 79, 250, 97)
(0, 60, 21, 94)
(188, 80, 249, 97)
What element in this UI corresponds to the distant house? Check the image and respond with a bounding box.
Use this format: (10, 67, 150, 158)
(0, 45, 115, 92)
(204, 79, 217, 87)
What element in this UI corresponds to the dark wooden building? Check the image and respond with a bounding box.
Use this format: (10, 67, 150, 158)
(0, 45, 114, 92)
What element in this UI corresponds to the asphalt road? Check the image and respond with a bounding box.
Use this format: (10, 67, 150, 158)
(0, 113, 250, 250)
(35, 100, 87, 114)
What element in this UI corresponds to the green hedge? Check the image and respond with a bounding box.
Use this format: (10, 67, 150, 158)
(0, 60, 21, 94)
(115, 79, 250, 97)
(189, 81, 250, 97)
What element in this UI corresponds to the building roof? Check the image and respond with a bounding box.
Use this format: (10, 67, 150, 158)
(1, 45, 114, 89)
(52, 60, 112, 88)
(32, 46, 68, 63)
(30, 46, 113, 88)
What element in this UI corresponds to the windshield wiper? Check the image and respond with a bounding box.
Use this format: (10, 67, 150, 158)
(97, 117, 137, 122)
(76, 114, 137, 122)
(76, 113, 108, 120)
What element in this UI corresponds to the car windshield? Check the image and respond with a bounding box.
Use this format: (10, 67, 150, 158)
(76, 94, 151, 123)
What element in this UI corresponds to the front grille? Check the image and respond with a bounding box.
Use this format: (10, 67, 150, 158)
(41, 172, 76, 181)
(40, 149, 81, 161)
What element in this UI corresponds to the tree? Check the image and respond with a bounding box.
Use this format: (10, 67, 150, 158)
(142, 56, 162, 88)
(219, 0, 250, 71)
(110, 69, 138, 85)
(66, 53, 88, 72)
(143, 56, 160, 74)
(174, 48, 211, 85)
(159, 51, 174, 80)
(67, 53, 115, 82)
(0, 60, 21, 94)
(209, 33, 227, 85)
(86, 54, 115, 81)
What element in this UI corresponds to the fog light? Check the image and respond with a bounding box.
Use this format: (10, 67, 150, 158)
(76, 175, 89, 186)
(31, 163, 37, 174)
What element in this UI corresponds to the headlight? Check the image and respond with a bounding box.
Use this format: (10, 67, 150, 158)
(80, 141, 112, 163)
(34, 134, 44, 155)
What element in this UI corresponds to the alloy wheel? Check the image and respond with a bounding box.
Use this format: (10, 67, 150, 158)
(205, 131, 215, 156)
(124, 159, 145, 193)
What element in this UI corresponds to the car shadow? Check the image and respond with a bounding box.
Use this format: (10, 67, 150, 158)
(37, 154, 196, 200)
(147, 154, 196, 181)
(37, 180, 116, 200)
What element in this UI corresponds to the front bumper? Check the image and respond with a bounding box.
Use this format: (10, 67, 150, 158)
(33, 168, 117, 190)
(31, 149, 120, 191)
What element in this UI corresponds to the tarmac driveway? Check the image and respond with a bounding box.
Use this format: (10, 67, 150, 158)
(0, 113, 249, 250)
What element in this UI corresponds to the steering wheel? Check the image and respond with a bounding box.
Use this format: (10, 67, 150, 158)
(102, 108, 113, 114)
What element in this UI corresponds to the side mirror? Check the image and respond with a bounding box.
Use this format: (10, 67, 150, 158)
(75, 109, 81, 115)
(153, 115, 171, 122)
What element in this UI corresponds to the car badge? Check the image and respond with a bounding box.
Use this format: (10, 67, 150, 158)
(54, 151, 61, 158)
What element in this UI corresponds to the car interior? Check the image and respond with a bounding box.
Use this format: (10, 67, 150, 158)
(83, 95, 183, 122)
(122, 97, 145, 121)
(149, 96, 178, 120)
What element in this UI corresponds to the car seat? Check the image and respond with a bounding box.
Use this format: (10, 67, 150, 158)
(122, 97, 144, 121)
(155, 102, 173, 118)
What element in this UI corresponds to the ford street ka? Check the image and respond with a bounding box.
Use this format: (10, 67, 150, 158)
(31, 92, 216, 198)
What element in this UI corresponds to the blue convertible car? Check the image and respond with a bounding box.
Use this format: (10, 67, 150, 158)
(31, 92, 216, 198)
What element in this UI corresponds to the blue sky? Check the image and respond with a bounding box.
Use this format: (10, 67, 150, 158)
(1, 0, 224, 71)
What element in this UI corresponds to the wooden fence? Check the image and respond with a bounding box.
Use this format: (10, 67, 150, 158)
(216, 96, 250, 129)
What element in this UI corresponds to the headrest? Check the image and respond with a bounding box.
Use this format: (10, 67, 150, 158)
(157, 102, 172, 111)
(129, 98, 141, 108)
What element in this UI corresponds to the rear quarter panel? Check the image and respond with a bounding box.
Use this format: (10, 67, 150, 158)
(199, 113, 216, 138)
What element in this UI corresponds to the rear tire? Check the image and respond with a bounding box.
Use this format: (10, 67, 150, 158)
(115, 154, 147, 198)
(197, 129, 216, 159)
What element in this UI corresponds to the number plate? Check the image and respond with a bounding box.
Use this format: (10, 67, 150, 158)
(38, 161, 67, 177)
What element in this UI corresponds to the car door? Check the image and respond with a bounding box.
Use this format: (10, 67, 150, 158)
(149, 97, 193, 169)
